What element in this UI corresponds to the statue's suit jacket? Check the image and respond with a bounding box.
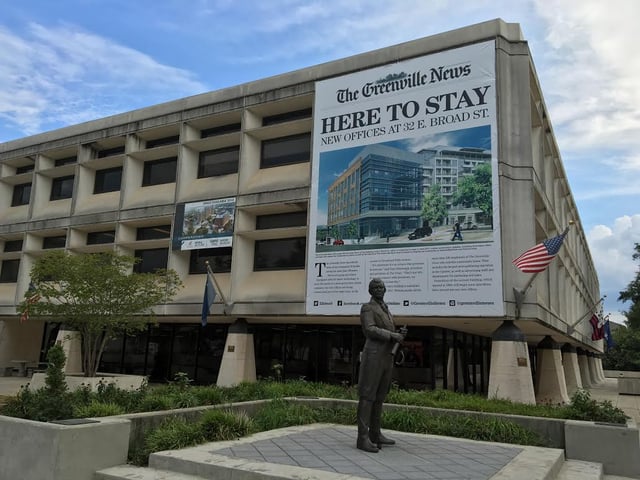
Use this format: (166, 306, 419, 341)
(358, 297, 396, 400)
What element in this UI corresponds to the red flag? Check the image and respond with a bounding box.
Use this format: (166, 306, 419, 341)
(589, 314, 604, 341)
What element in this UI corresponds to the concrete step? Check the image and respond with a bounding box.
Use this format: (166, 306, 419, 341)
(95, 465, 208, 480)
(556, 459, 603, 480)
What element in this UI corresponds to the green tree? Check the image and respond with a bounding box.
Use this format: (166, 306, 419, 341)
(603, 326, 640, 370)
(421, 183, 447, 226)
(619, 243, 640, 329)
(452, 163, 493, 222)
(20, 251, 182, 377)
(346, 222, 358, 240)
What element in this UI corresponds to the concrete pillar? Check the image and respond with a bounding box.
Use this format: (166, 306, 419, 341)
(446, 346, 465, 391)
(587, 352, 600, 385)
(535, 336, 570, 405)
(561, 344, 582, 396)
(216, 319, 256, 387)
(54, 329, 83, 374)
(488, 321, 535, 404)
(595, 354, 606, 382)
(577, 348, 592, 389)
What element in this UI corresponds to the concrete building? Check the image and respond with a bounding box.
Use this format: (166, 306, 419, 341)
(0, 19, 604, 403)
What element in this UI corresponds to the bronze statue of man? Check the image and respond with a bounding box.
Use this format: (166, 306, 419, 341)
(357, 277, 406, 452)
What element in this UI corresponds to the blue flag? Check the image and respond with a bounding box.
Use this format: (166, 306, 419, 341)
(201, 274, 216, 326)
(603, 319, 615, 350)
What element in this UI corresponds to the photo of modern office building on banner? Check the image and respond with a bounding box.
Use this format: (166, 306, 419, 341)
(0, 19, 604, 404)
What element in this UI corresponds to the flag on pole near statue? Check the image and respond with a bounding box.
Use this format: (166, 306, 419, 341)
(201, 273, 216, 327)
(512, 229, 569, 273)
(603, 319, 615, 350)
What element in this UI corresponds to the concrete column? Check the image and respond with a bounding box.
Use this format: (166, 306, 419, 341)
(561, 344, 582, 397)
(488, 321, 535, 404)
(216, 319, 256, 387)
(587, 352, 600, 385)
(535, 336, 570, 404)
(577, 348, 592, 389)
(55, 329, 83, 374)
(596, 354, 606, 382)
(446, 346, 465, 391)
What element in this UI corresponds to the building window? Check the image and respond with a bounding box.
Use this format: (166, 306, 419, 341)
(189, 247, 232, 274)
(254, 237, 306, 271)
(4, 239, 23, 252)
(43, 235, 66, 249)
(11, 183, 31, 206)
(54, 156, 77, 167)
(201, 123, 241, 139)
(50, 176, 74, 200)
(142, 157, 177, 186)
(198, 146, 239, 178)
(87, 230, 116, 245)
(256, 211, 307, 229)
(136, 225, 171, 241)
(261, 133, 311, 169)
(94, 166, 122, 194)
(146, 135, 179, 149)
(15, 164, 34, 174)
(262, 108, 312, 126)
(97, 146, 125, 158)
(0, 259, 20, 283)
(134, 248, 168, 273)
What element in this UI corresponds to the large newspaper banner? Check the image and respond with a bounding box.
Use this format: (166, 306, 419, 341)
(306, 41, 504, 316)
(172, 197, 235, 250)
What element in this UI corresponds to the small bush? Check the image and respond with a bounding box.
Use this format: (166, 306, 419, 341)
(136, 394, 176, 412)
(191, 386, 225, 405)
(130, 418, 204, 465)
(74, 401, 125, 418)
(200, 409, 255, 440)
(562, 389, 628, 424)
(252, 399, 318, 431)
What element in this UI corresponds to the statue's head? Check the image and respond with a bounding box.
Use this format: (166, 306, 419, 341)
(368, 278, 386, 298)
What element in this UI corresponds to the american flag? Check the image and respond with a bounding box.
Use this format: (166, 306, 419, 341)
(512, 229, 568, 273)
(19, 282, 40, 323)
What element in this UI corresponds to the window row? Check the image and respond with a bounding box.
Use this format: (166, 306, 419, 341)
(8, 133, 311, 207)
(0, 237, 306, 283)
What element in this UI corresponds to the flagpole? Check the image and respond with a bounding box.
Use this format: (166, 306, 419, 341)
(513, 221, 573, 319)
(205, 261, 231, 314)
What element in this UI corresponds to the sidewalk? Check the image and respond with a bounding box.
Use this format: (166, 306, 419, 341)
(588, 377, 640, 425)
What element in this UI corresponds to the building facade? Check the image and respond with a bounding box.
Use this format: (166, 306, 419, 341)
(0, 20, 603, 403)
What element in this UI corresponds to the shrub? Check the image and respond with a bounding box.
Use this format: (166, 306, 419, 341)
(74, 401, 125, 418)
(200, 409, 255, 441)
(191, 386, 225, 405)
(130, 418, 204, 465)
(562, 389, 628, 424)
(252, 399, 318, 431)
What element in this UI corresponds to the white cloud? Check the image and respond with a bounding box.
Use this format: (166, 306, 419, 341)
(0, 22, 205, 139)
(587, 214, 640, 320)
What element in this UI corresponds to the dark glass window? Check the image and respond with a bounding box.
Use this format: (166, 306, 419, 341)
(146, 135, 179, 149)
(261, 133, 311, 168)
(0, 259, 20, 283)
(97, 146, 125, 158)
(142, 157, 177, 186)
(254, 237, 306, 271)
(87, 230, 116, 245)
(262, 108, 312, 126)
(94, 166, 122, 194)
(198, 146, 239, 178)
(134, 248, 168, 273)
(200, 123, 241, 139)
(54, 156, 77, 167)
(136, 225, 171, 241)
(43, 235, 66, 249)
(15, 164, 34, 174)
(4, 240, 23, 252)
(256, 211, 307, 230)
(50, 176, 74, 200)
(189, 247, 232, 274)
(11, 183, 31, 206)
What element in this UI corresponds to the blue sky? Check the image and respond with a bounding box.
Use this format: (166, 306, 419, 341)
(1, 0, 639, 323)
